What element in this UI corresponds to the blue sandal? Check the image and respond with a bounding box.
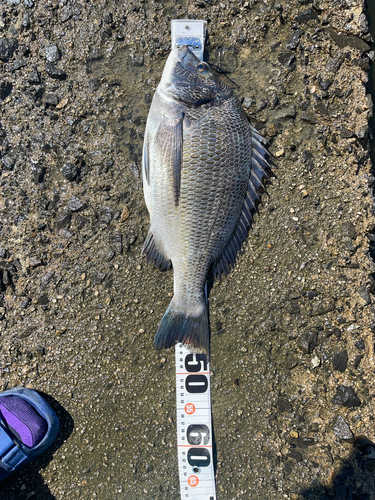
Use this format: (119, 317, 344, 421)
(0, 387, 60, 482)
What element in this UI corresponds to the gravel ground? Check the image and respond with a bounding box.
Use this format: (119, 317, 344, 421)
(0, 0, 375, 499)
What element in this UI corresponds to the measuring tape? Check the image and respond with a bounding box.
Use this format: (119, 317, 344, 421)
(170, 19, 216, 500)
(175, 343, 216, 500)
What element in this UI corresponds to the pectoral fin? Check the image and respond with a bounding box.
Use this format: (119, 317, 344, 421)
(155, 113, 184, 206)
(142, 129, 150, 185)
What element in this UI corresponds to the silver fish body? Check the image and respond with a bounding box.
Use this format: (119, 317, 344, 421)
(142, 46, 272, 354)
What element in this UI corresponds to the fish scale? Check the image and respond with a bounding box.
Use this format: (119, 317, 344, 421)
(142, 45, 273, 354)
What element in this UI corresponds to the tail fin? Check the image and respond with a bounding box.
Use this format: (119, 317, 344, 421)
(153, 298, 209, 354)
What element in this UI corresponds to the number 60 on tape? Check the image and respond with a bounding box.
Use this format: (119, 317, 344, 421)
(175, 343, 216, 500)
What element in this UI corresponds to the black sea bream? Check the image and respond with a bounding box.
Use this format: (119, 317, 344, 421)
(142, 46, 272, 355)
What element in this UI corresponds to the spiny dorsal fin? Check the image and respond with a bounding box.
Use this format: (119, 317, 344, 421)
(212, 126, 274, 279)
(142, 231, 172, 272)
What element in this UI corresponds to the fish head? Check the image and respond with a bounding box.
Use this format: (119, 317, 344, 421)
(159, 45, 230, 106)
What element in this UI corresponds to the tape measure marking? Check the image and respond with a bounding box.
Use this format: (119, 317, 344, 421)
(175, 343, 217, 500)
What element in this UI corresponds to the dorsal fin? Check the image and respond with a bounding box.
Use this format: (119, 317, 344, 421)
(142, 231, 172, 272)
(212, 127, 274, 279)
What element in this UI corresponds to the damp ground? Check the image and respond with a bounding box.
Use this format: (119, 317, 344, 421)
(0, 0, 374, 499)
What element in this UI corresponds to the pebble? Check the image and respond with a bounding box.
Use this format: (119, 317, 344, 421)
(295, 8, 318, 23)
(120, 205, 130, 222)
(275, 149, 285, 158)
(0, 38, 18, 62)
(357, 286, 370, 304)
(271, 107, 296, 121)
(326, 53, 345, 74)
(332, 385, 361, 408)
(45, 62, 66, 80)
(45, 44, 61, 63)
(28, 69, 42, 84)
(276, 398, 292, 412)
(109, 234, 123, 254)
(286, 30, 302, 51)
(354, 338, 365, 350)
(55, 209, 71, 230)
(61, 163, 78, 181)
(311, 355, 320, 368)
(56, 97, 68, 109)
(332, 415, 354, 442)
(332, 350, 348, 373)
(67, 196, 87, 212)
(45, 93, 60, 106)
(1, 153, 16, 170)
(297, 330, 318, 354)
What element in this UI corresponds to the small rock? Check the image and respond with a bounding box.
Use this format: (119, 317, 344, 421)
(67, 196, 87, 212)
(37, 294, 49, 306)
(306, 290, 318, 299)
(332, 385, 361, 408)
(277, 51, 295, 66)
(285, 356, 298, 370)
(0, 81, 12, 100)
(288, 449, 303, 462)
(1, 153, 16, 170)
(121, 205, 130, 222)
(271, 106, 296, 121)
(286, 30, 302, 50)
(297, 330, 318, 354)
(45, 62, 66, 80)
(332, 350, 348, 373)
(60, 228, 74, 239)
(275, 149, 285, 158)
(109, 234, 123, 254)
(75, 215, 89, 230)
(317, 75, 333, 90)
(91, 270, 106, 284)
(332, 416, 354, 442)
(61, 163, 77, 181)
(99, 207, 112, 225)
(55, 209, 71, 230)
(326, 52, 345, 73)
(276, 398, 292, 412)
(31, 164, 45, 183)
(41, 271, 55, 286)
(340, 127, 355, 139)
(24, 0, 34, 6)
(28, 257, 42, 268)
(354, 338, 365, 351)
(28, 69, 42, 84)
(0, 38, 18, 62)
(105, 249, 115, 261)
(45, 44, 61, 63)
(45, 93, 60, 106)
(300, 111, 319, 124)
(311, 355, 320, 368)
(357, 286, 370, 304)
(56, 97, 68, 109)
(295, 8, 318, 23)
(243, 97, 255, 109)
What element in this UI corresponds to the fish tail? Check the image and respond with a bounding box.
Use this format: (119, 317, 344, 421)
(153, 297, 209, 355)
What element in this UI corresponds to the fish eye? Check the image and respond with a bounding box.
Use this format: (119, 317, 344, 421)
(197, 62, 209, 73)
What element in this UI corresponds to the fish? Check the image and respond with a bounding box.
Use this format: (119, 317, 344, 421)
(142, 45, 273, 355)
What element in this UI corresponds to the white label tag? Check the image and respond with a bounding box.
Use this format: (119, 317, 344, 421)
(171, 19, 207, 61)
(175, 343, 216, 500)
